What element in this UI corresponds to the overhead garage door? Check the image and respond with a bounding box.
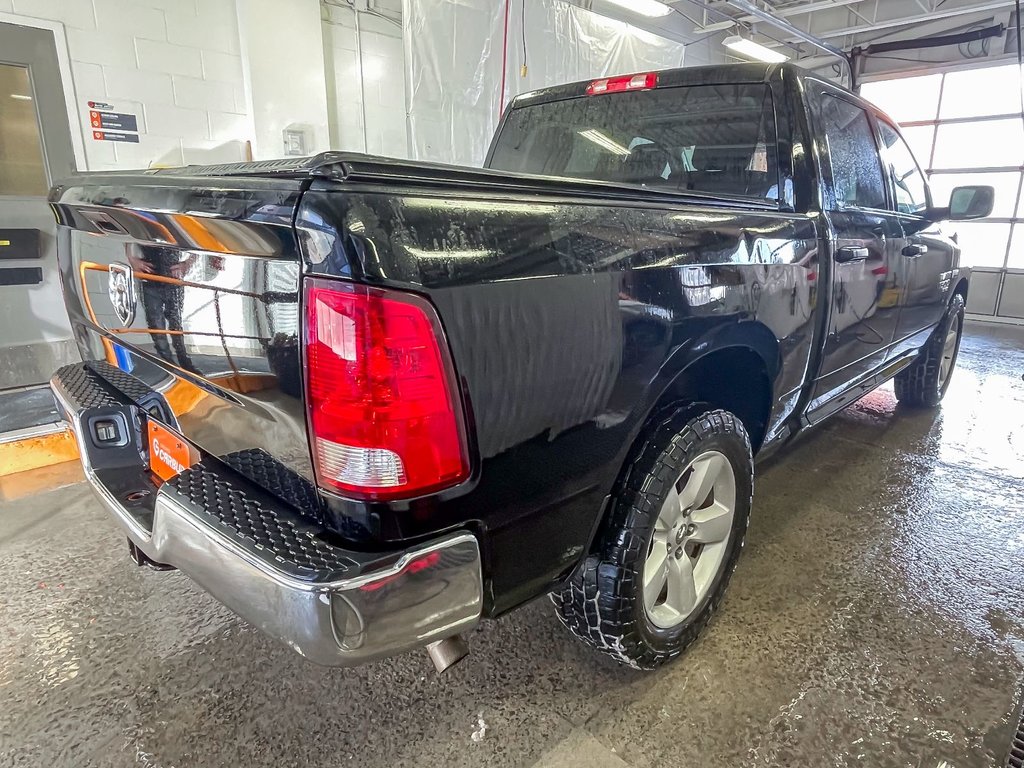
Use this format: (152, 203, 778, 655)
(862, 62, 1024, 323)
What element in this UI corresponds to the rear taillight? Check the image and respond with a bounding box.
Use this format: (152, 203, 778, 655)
(585, 72, 658, 96)
(304, 278, 469, 500)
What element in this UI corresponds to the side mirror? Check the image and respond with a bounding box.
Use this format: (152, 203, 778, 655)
(947, 185, 995, 221)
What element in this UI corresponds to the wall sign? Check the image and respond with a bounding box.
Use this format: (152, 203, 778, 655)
(91, 130, 140, 143)
(86, 100, 140, 143)
(90, 110, 138, 132)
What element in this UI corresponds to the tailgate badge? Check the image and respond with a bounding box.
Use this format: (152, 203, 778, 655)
(109, 262, 136, 327)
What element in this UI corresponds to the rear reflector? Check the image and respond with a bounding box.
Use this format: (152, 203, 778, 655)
(585, 72, 658, 96)
(304, 278, 469, 500)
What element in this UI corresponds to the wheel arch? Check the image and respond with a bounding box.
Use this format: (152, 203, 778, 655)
(651, 322, 779, 454)
(580, 322, 778, 561)
(952, 277, 969, 305)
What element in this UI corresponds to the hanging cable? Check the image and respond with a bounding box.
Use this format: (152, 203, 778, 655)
(1017, 0, 1023, 137)
(521, 0, 528, 77)
(1017, 0, 1023, 67)
(499, 0, 511, 120)
(957, 26, 992, 59)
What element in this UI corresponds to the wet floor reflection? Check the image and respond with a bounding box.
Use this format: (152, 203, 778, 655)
(0, 322, 1022, 768)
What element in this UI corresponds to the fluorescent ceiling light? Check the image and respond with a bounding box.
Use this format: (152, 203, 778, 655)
(9, 94, 32, 101)
(603, 0, 673, 18)
(579, 129, 631, 157)
(405, 246, 494, 259)
(723, 35, 789, 64)
(403, 198, 558, 214)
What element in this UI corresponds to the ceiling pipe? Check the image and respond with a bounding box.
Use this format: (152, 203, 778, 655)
(847, 22, 1006, 88)
(726, 0, 852, 81)
(858, 23, 1005, 54)
(779, 0, 1018, 42)
(693, 0, 867, 32)
(733, 0, 868, 24)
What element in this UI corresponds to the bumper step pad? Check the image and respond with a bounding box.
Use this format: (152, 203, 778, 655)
(222, 448, 325, 526)
(166, 462, 359, 582)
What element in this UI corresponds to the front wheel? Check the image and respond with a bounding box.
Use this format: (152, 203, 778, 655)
(553, 407, 753, 670)
(894, 294, 965, 408)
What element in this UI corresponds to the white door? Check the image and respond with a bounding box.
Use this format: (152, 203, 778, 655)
(0, 22, 78, 390)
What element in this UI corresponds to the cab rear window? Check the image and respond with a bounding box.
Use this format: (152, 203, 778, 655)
(489, 83, 780, 203)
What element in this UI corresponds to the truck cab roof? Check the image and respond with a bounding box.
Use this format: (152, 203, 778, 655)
(508, 62, 803, 111)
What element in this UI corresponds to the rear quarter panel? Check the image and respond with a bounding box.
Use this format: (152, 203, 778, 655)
(299, 187, 820, 613)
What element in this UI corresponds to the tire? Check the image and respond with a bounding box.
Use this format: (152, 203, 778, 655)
(553, 407, 753, 670)
(894, 294, 965, 408)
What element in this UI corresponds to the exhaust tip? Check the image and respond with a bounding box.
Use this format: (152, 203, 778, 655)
(425, 635, 469, 673)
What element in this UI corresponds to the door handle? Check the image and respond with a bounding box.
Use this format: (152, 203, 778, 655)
(835, 246, 869, 263)
(902, 244, 929, 257)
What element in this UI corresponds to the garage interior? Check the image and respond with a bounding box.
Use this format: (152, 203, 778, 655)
(2, 1, 1024, 766)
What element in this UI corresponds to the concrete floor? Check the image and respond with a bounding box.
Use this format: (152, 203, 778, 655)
(2, 322, 1023, 768)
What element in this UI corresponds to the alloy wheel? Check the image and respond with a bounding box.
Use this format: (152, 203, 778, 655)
(642, 450, 736, 629)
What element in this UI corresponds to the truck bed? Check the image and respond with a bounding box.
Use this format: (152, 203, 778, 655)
(51, 150, 818, 614)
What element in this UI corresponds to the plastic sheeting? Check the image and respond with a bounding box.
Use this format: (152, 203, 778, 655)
(403, 0, 686, 167)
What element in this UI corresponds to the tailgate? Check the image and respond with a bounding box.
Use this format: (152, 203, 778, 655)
(50, 168, 318, 523)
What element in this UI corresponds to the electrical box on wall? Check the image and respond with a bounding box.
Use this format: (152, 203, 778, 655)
(282, 124, 315, 156)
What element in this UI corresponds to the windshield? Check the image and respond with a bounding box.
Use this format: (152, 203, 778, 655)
(489, 82, 781, 203)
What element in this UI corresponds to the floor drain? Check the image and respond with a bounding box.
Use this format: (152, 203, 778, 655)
(1005, 694, 1024, 768)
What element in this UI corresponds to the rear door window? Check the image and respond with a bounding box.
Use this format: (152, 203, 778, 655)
(489, 83, 781, 203)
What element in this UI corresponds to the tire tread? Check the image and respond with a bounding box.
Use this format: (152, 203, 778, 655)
(552, 407, 752, 670)
(894, 294, 965, 408)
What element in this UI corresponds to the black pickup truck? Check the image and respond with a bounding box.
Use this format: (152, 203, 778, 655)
(50, 63, 992, 672)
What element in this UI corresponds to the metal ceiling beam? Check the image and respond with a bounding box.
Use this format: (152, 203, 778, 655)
(726, 0, 849, 60)
(776, 0, 1018, 41)
(733, 0, 868, 23)
(688, 0, 864, 30)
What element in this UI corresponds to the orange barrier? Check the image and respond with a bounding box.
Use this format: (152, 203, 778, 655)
(0, 429, 80, 477)
(0, 459, 84, 502)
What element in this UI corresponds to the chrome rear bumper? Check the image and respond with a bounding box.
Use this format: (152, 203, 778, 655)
(51, 362, 483, 666)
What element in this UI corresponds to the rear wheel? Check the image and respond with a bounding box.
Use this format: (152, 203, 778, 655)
(553, 407, 752, 670)
(894, 294, 965, 408)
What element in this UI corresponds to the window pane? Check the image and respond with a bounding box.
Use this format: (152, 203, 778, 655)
(860, 74, 942, 123)
(878, 121, 928, 214)
(899, 125, 935, 170)
(489, 83, 780, 200)
(940, 64, 1024, 119)
(952, 222, 1010, 267)
(0, 65, 48, 196)
(1008, 226, 1024, 269)
(809, 92, 886, 210)
(932, 119, 1024, 169)
(929, 172, 1021, 219)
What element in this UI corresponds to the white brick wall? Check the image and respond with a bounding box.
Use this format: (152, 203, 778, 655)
(322, 4, 408, 158)
(201, 50, 242, 83)
(136, 38, 203, 78)
(5, 0, 252, 170)
(93, 0, 165, 40)
(12, 0, 94, 31)
(166, 0, 239, 53)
